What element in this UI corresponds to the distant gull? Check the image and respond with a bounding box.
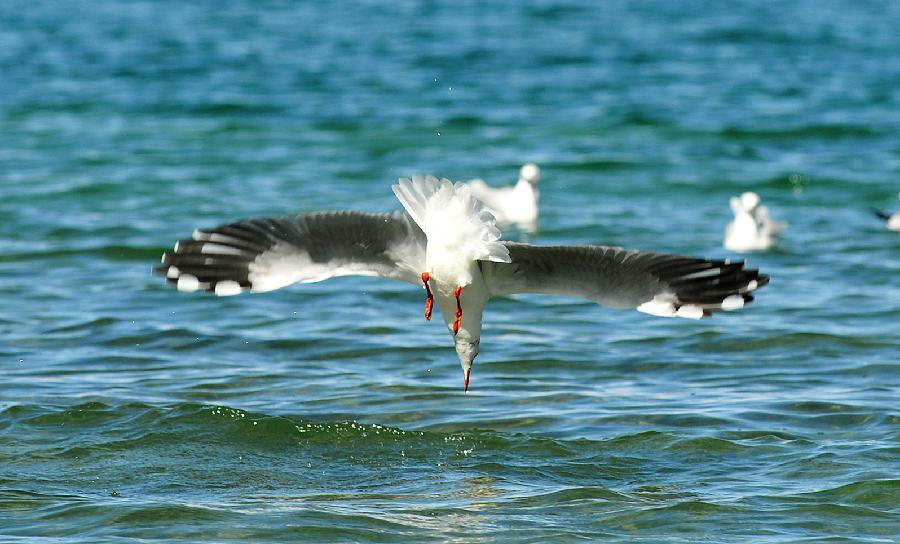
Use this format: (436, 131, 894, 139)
(467, 163, 540, 230)
(157, 176, 768, 391)
(724, 191, 786, 252)
(871, 208, 900, 232)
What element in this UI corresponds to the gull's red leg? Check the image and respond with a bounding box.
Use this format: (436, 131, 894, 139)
(453, 286, 463, 335)
(421, 272, 433, 321)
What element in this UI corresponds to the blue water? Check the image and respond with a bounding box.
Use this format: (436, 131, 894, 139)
(2, 1, 899, 542)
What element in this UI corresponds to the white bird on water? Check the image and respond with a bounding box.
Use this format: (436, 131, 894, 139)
(157, 176, 768, 391)
(724, 191, 786, 252)
(467, 162, 540, 230)
(871, 208, 900, 232)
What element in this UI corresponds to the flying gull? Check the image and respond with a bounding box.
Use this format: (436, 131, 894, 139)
(156, 176, 769, 391)
(724, 191, 786, 252)
(467, 163, 540, 230)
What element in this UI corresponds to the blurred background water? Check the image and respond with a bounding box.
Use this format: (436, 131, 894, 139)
(1, 1, 899, 542)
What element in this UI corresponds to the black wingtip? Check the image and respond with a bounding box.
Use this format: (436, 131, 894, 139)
(152, 256, 170, 277)
(871, 207, 891, 221)
(154, 236, 256, 294)
(652, 256, 770, 317)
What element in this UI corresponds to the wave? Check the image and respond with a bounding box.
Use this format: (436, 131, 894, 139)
(799, 480, 900, 508)
(0, 244, 163, 263)
(3, 402, 797, 461)
(692, 331, 897, 352)
(716, 124, 882, 140)
(4, 401, 899, 540)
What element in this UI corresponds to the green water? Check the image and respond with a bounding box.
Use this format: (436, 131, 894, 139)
(1, 1, 899, 542)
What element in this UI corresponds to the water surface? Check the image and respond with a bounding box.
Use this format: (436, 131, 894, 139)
(1, 1, 899, 542)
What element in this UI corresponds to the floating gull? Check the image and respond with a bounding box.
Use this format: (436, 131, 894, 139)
(871, 208, 900, 232)
(724, 192, 786, 252)
(156, 176, 768, 391)
(467, 163, 540, 230)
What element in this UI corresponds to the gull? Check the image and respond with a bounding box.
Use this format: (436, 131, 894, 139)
(467, 163, 540, 230)
(724, 192, 786, 252)
(156, 176, 768, 391)
(871, 208, 900, 232)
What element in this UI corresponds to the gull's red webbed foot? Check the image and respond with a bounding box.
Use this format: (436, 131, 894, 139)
(421, 272, 433, 321)
(453, 285, 463, 335)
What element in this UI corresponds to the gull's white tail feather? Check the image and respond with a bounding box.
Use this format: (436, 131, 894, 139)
(393, 176, 510, 264)
(392, 176, 435, 230)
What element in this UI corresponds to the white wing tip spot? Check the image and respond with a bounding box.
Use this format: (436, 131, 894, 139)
(637, 296, 677, 317)
(166, 266, 180, 279)
(746, 279, 758, 291)
(721, 294, 745, 311)
(675, 304, 704, 319)
(176, 274, 200, 292)
(215, 280, 243, 296)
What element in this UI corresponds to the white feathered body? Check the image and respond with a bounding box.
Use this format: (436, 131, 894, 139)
(467, 163, 541, 228)
(724, 193, 784, 252)
(725, 209, 773, 251)
(468, 178, 539, 226)
(392, 176, 510, 350)
(887, 213, 900, 232)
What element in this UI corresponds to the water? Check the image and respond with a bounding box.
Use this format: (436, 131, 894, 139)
(2, 1, 899, 541)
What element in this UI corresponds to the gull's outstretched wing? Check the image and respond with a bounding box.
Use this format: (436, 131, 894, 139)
(481, 243, 768, 318)
(155, 211, 426, 295)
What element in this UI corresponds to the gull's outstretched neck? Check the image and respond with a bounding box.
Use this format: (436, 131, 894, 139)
(456, 339, 478, 391)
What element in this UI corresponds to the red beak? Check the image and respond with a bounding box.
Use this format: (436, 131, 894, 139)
(463, 368, 471, 392)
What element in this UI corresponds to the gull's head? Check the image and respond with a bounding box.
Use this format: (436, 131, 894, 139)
(519, 163, 541, 185)
(740, 191, 760, 212)
(455, 339, 479, 392)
